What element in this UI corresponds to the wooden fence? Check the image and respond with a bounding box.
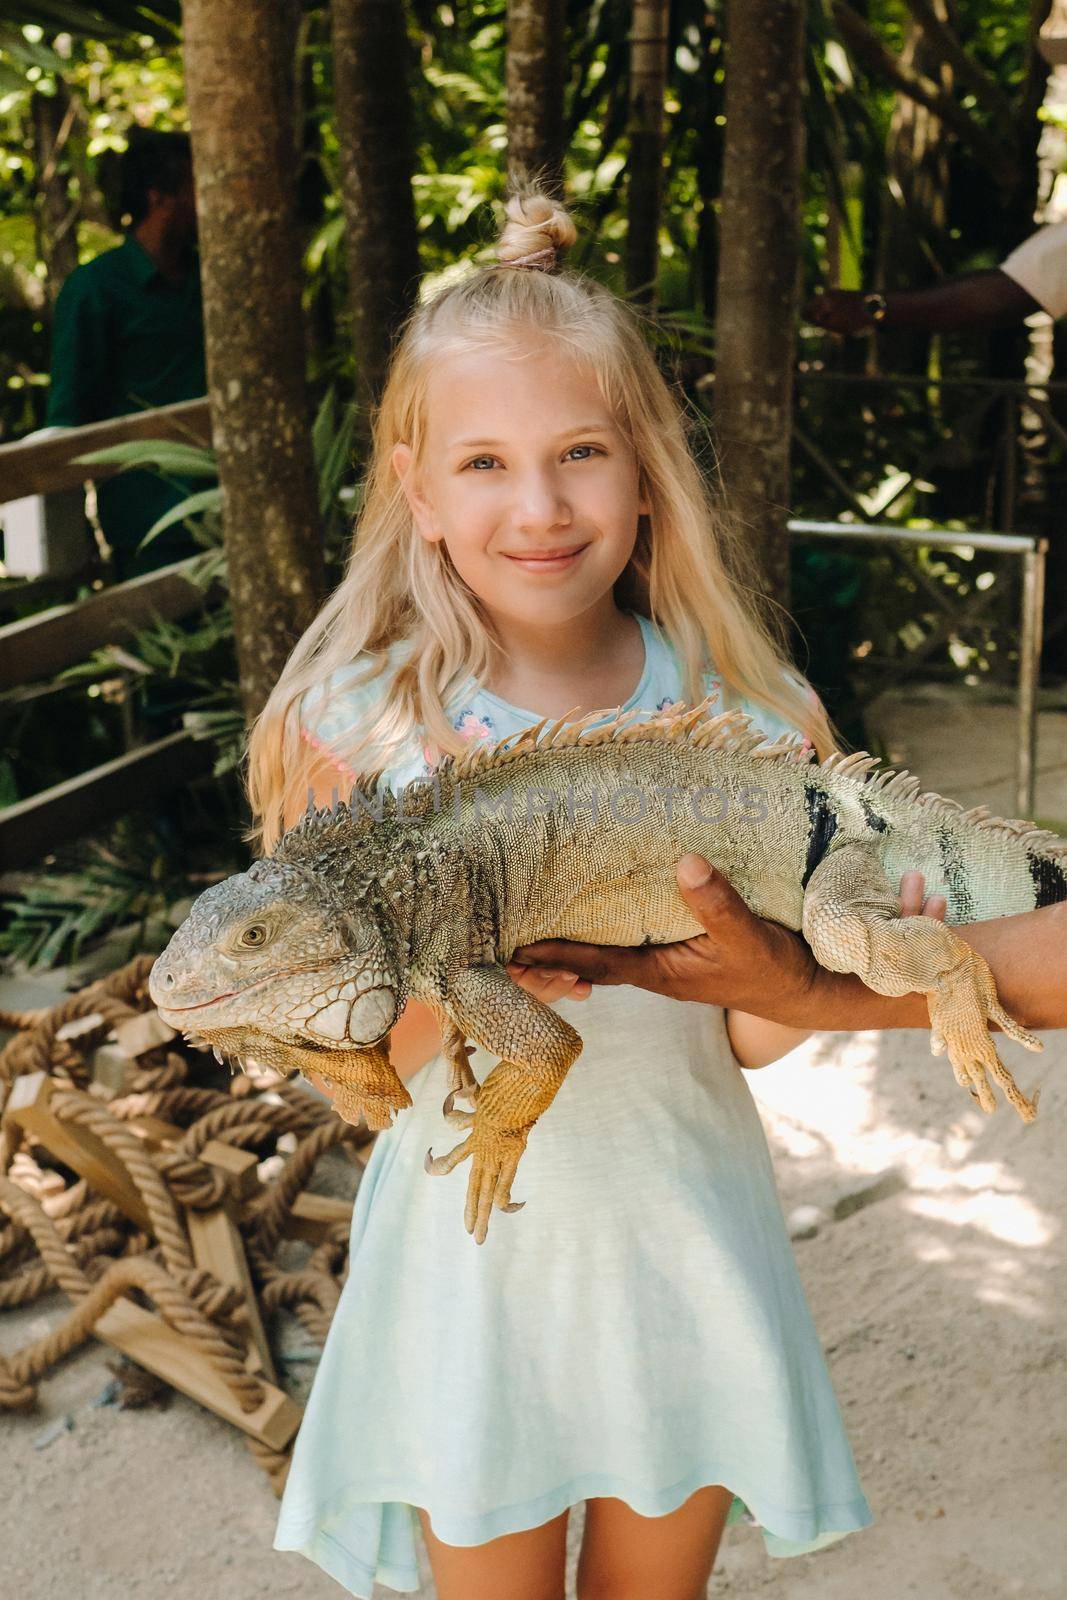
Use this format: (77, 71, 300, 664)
(0, 400, 221, 869)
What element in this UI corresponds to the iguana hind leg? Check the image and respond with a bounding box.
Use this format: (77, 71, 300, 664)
(425, 965, 583, 1244)
(803, 845, 1041, 1121)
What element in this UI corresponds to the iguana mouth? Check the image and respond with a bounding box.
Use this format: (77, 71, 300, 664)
(154, 961, 349, 1015)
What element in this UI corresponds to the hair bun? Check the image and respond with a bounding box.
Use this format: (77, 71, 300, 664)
(495, 182, 577, 271)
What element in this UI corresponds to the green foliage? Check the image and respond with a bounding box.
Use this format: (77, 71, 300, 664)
(0, 799, 243, 970)
(75, 439, 217, 477)
(0, 18, 186, 442)
(2, 1, 1063, 969)
(3, 4, 179, 41)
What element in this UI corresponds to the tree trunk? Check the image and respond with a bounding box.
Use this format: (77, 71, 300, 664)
(506, 0, 567, 196)
(182, 0, 325, 723)
(31, 82, 79, 306)
(331, 0, 422, 446)
(625, 0, 670, 303)
(713, 0, 807, 611)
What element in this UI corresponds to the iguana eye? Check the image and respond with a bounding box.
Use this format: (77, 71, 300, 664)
(240, 923, 270, 947)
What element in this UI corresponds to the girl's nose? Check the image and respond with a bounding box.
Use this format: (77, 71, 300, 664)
(513, 470, 573, 533)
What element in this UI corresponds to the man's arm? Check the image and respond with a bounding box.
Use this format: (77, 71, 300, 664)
(791, 901, 1067, 1033)
(805, 271, 1040, 338)
(511, 858, 1067, 1033)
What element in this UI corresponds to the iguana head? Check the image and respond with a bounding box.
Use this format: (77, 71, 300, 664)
(148, 857, 405, 1072)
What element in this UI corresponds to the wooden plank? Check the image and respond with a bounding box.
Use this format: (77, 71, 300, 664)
(187, 1142, 278, 1384)
(0, 398, 212, 501)
(0, 572, 92, 619)
(0, 728, 217, 869)
(286, 1190, 353, 1243)
(111, 1010, 177, 1060)
(0, 554, 223, 690)
(2, 1070, 151, 1230)
(93, 1295, 301, 1448)
(122, 1114, 185, 1148)
(200, 1138, 262, 1202)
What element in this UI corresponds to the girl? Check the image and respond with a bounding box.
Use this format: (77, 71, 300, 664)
(248, 183, 871, 1600)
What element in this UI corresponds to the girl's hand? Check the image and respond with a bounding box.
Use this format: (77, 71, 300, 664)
(505, 960, 592, 1004)
(898, 869, 947, 920)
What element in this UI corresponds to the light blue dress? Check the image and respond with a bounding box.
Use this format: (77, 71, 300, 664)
(273, 612, 872, 1596)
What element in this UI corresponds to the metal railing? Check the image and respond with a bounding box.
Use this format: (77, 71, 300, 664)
(789, 518, 1047, 819)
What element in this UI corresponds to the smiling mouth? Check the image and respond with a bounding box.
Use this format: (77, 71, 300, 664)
(504, 544, 590, 565)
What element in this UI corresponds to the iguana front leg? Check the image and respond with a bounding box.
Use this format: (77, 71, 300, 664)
(197, 1026, 412, 1130)
(295, 1038, 411, 1131)
(424, 965, 583, 1244)
(802, 844, 1042, 1120)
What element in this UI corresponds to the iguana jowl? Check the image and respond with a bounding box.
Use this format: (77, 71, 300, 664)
(148, 699, 1067, 1243)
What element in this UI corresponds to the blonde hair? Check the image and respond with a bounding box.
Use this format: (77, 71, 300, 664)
(245, 179, 838, 855)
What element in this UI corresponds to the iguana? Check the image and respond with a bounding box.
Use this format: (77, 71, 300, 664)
(148, 699, 1067, 1243)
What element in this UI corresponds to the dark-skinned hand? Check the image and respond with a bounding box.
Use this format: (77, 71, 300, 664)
(804, 288, 876, 336)
(507, 855, 947, 1012)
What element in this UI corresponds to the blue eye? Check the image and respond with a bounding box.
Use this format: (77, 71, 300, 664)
(463, 445, 602, 471)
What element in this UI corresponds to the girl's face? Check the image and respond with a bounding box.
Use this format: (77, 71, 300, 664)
(391, 335, 650, 630)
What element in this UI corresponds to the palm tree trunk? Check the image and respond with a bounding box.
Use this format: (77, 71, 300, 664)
(626, 0, 670, 303)
(182, 0, 324, 722)
(713, 0, 807, 609)
(331, 0, 422, 443)
(506, 0, 567, 195)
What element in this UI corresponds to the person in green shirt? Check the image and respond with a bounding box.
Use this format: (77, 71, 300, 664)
(45, 129, 207, 583)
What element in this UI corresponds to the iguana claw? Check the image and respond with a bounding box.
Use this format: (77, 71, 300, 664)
(441, 1087, 478, 1119)
(928, 945, 1042, 1122)
(442, 1103, 476, 1128)
(424, 1124, 529, 1243)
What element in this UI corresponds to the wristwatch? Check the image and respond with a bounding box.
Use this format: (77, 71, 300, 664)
(862, 292, 888, 326)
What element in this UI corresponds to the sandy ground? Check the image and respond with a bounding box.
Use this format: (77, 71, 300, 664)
(3, 686, 1066, 1599)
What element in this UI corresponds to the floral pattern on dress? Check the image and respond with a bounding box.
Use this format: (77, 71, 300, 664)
(455, 709, 495, 743)
(418, 707, 496, 777)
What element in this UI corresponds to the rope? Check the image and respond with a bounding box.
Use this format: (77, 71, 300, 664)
(0, 953, 368, 1492)
(248, 1118, 365, 1255)
(0, 1178, 263, 1413)
(50, 1089, 196, 1275)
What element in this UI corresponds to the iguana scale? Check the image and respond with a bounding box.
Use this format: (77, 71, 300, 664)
(149, 698, 1067, 1242)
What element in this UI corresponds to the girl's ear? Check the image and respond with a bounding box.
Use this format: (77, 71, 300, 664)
(391, 442, 442, 543)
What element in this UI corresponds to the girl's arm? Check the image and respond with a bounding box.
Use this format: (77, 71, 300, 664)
(725, 1012, 813, 1070)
